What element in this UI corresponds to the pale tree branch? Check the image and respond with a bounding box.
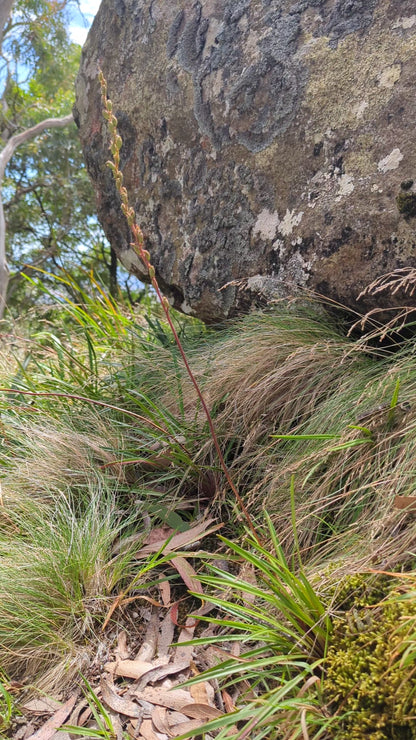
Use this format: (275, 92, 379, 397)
(0, 113, 74, 180)
(0, 0, 14, 52)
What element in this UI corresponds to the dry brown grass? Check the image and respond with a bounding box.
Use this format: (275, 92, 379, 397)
(158, 308, 416, 573)
(0, 413, 126, 512)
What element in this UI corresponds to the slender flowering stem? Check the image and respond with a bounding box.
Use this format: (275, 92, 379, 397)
(99, 70, 260, 543)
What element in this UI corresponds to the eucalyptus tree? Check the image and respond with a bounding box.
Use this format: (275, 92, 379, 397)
(0, 0, 120, 317)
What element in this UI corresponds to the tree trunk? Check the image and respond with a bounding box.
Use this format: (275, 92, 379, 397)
(0, 0, 14, 50)
(0, 113, 74, 318)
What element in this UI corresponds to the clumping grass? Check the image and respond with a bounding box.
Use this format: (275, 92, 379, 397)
(1, 277, 416, 737)
(175, 515, 333, 740)
(173, 520, 416, 740)
(0, 484, 143, 690)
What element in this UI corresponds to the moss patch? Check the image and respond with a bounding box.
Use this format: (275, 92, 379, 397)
(396, 190, 416, 218)
(324, 588, 416, 739)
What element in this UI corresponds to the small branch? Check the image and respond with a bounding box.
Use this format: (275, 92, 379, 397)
(4, 181, 48, 209)
(0, 0, 15, 51)
(0, 113, 74, 180)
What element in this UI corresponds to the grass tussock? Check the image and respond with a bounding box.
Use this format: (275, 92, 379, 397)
(0, 485, 141, 690)
(168, 309, 416, 566)
(1, 278, 416, 737)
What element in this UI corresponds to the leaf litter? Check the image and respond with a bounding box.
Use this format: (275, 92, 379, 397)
(12, 517, 246, 740)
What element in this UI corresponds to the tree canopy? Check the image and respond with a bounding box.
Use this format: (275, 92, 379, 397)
(0, 0, 131, 316)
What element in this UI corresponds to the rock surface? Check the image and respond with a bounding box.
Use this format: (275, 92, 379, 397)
(75, 0, 416, 322)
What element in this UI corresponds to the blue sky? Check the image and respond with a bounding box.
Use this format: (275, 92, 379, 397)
(68, 0, 101, 46)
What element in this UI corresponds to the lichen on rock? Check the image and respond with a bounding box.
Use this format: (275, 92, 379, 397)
(75, 0, 416, 322)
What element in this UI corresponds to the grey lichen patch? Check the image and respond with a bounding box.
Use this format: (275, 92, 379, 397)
(378, 148, 404, 173)
(169, 0, 307, 152)
(325, 0, 378, 47)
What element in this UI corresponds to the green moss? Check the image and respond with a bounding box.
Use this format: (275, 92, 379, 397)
(396, 191, 416, 218)
(324, 590, 416, 739)
(330, 572, 388, 611)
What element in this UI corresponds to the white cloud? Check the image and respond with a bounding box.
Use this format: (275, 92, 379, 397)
(69, 25, 89, 45)
(69, 0, 102, 46)
(79, 0, 102, 13)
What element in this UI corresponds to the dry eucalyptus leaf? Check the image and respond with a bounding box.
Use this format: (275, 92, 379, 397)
(136, 660, 190, 690)
(222, 690, 237, 713)
(189, 672, 215, 705)
(132, 687, 193, 711)
(140, 719, 168, 740)
(170, 556, 204, 595)
(169, 718, 211, 736)
(100, 676, 143, 718)
(23, 698, 61, 714)
(159, 580, 171, 606)
(175, 620, 196, 665)
(25, 694, 77, 740)
(151, 706, 170, 734)
(136, 519, 221, 557)
(238, 562, 258, 606)
(165, 711, 189, 726)
(115, 630, 130, 660)
(126, 720, 138, 737)
(108, 711, 124, 740)
(65, 698, 88, 728)
(104, 659, 164, 679)
(157, 609, 175, 657)
(77, 706, 93, 727)
(136, 609, 159, 662)
(179, 703, 223, 720)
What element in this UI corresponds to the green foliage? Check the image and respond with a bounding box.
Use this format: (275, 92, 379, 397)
(3, 0, 71, 81)
(324, 586, 416, 739)
(4, 118, 105, 309)
(0, 272, 210, 555)
(0, 1, 127, 312)
(0, 671, 16, 734)
(2, 272, 416, 738)
(175, 515, 333, 739)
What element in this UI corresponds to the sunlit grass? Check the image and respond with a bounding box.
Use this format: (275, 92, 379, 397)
(1, 276, 416, 738)
(176, 515, 335, 739)
(0, 485, 142, 689)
